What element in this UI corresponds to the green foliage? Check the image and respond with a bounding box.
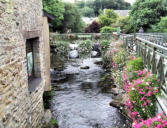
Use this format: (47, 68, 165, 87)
(43, 0, 65, 28)
(54, 41, 69, 58)
(116, 16, 134, 34)
(100, 26, 117, 33)
(50, 119, 59, 127)
(79, 40, 92, 58)
(100, 40, 110, 53)
(81, 7, 95, 17)
(126, 57, 144, 73)
(75, 0, 131, 16)
(151, 16, 167, 32)
(99, 9, 118, 27)
(60, 3, 85, 33)
(113, 49, 127, 68)
(130, 0, 167, 31)
(102, 52, 112, 69)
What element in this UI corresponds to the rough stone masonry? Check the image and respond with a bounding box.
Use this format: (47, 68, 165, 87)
(0, 0, 50, 128)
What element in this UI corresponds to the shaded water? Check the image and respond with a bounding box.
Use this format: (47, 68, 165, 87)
(51, 56, 127, 128)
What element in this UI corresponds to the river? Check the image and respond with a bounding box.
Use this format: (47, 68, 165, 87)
(51, 55, 128, 128)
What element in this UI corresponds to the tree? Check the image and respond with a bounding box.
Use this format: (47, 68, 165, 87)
(93, 0, 131, 16)
(98, 9, 118, 27)
(130, 0, 167, 31)
(85, 21, 101, 33)
(116, 16, 133, 33)
(43, 0, 65, 28)
(60, 3, 85, 33)
(75, 0, 131, 17)
(81, 7, 95, 17)
(151, 17, 167, 32)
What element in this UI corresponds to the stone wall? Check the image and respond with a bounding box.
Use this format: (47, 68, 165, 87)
(0, 0, 50, 127)
(42, 17, 51, 91)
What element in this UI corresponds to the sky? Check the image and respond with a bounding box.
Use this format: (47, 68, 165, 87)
(63, 0, 136, 5)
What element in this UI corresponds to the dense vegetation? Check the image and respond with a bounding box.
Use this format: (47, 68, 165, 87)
(43, 0, 167, 33)
(43, 0, 85, 33)
(75, 0, 131, 17)
(43, 0, 65, 28)
(130, 0, 167, 32)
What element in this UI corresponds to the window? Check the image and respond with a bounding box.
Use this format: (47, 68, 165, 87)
(26, 38, 41, 92)
(26, 40, 34, 80)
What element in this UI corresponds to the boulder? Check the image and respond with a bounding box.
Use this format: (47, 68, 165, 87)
(43, 109, 52, 124)
(80, 66, 90, 69)
(110, 88, 125, 95)
(69, 50, 79, 59)
(69, 44, 78, 50)
(110, 100, 124, 109)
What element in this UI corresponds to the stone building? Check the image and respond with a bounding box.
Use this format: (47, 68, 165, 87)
(0, 0, 50, 128)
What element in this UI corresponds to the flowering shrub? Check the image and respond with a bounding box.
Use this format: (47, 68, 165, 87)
(100, 40, 110, 53)
(132, 113, 167, 128)
(112, 49, 127, 69)
(124, 68, 161, 123)
(129, 74, 160, 120)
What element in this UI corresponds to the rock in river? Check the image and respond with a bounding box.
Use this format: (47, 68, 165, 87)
(69, 50, 79, 59)
(80, 66, 90, 69)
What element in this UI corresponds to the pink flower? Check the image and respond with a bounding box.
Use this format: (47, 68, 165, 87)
(156, 124, 162, 128)
(146, 91, 152, 96)
(143, 118, 152, 127)
(132, 112, 138, 116)
(134, 79, 143, 86)
(141, 97, 145, 101)
(162, 120, 167, 126)
(142, 102, 147, 107)
(146, 99, 151, 104)
(139, 91, 145, 95)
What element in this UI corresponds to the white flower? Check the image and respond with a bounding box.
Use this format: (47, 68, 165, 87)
(157, 116, 161, 119)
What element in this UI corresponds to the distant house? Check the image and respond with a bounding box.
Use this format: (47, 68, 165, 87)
(82, 17, 97, 25)
(114, 10, 130, 16)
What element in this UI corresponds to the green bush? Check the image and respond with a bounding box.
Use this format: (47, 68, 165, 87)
(54, 41, 69, 58)
(100, 40, 110, 53)
(113, 49, 127, 68)
(126, 57, 144, 73)
(99, 9, 118, 27)
(102, 52, 112, 69)
(151, 16, 167, 32)
(100, 26, 117, 33)
(79, 40, 92, 58)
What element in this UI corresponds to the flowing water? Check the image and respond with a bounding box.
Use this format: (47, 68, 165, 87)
(51, 55, 128, 128)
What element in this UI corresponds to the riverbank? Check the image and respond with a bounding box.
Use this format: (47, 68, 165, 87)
(102, 39, 132, 121)
(106, 39, 165, 128)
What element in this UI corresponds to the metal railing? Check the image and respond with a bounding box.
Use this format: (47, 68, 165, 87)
(120, 33, 167, 114)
